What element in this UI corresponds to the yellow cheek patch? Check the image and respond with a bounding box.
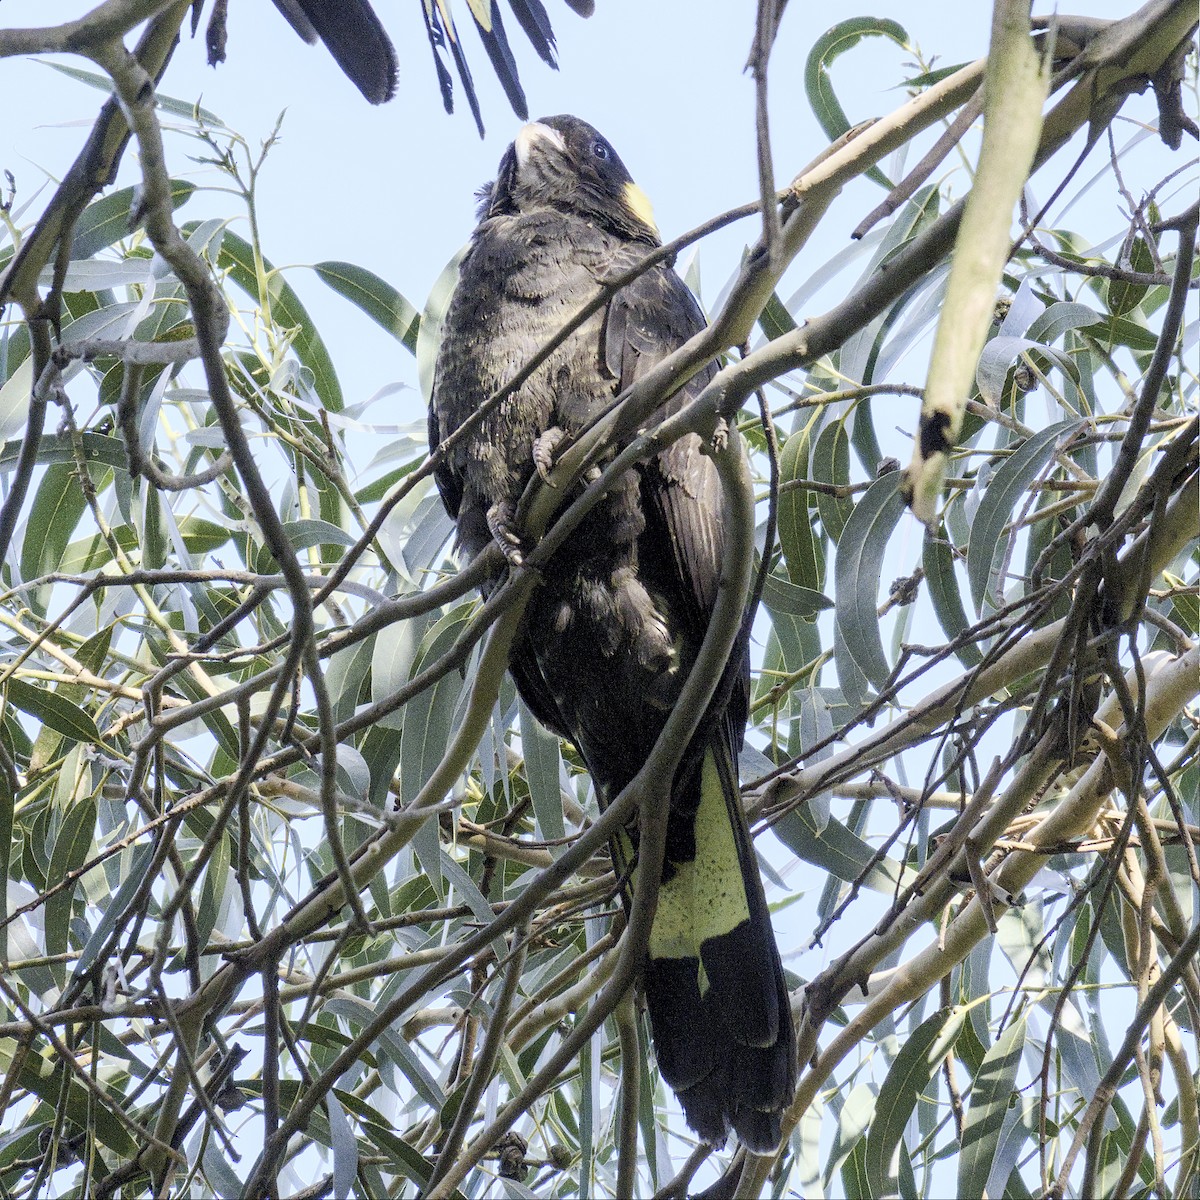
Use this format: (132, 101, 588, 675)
(623, 181, 658, 235)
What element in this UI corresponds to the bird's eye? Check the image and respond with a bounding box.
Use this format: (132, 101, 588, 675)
(592, 140, 609, 160)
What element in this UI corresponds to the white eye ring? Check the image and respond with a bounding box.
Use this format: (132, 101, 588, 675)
(592, 140, 609, 160)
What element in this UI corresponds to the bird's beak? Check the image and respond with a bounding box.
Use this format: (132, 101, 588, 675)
(514, 121, 567, 167)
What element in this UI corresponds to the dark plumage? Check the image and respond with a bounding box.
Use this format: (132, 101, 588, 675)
(270, 0, 398, 104)
(429, 115, 796, 1151)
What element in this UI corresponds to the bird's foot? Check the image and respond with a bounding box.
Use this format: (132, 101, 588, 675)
(487, 501, 527, 568)
(532, 426, 567, 486)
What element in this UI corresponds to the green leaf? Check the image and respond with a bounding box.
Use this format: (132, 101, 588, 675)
(3, 678, 102, 745)
(1088, 313, 1160, 354)
(1025, 300, 1102, 346)
(352, 1112, 443, 1192)
(957, 1017, 1027, 1200)
(833, 471, 905, 690)
(18, 1050, 138, 1158)
(354, 458, 423, 505)
(903, 62, 972, 88)
(841, 1134, 871, 1200)
(45, 794, 97, 961)
(864, 1007, 966, 1197)
(773, 805, 911, 894)
(1106, 235, 1158, 317)
(761, 571, 832, 618)
(326, 1090, 359, 1200)
(520, 699, 565, 842)
(398, 608, 470, 808)
(191, 225, 343, 412)
(1164, 572, 1198, 634)
(70, 181, 196, 259)
(778, 420, 824, 590)
(923, 530, 982, 666)
(41, 60, 227, 126)
(758, 290, 798, 340)
(806, 18, 909, 189)
(976, 336, 1082, 408)
(195, 832, 232, 954)
(325, 996, 445, 1109)
(0, 746, 10, 960)
(0, 432, 128, 473)
(967, 421, 1078, 613)
(73, 843, 156, 979)
(0, 354, 32, 443)
(19, 462, 93, 604)
(58, 515, 232, 576)
(418, 248, 468, 407)
(314, 261, 421, 353)
(812, 418, 853, 542)
(281, 518, 358, 552)
(371, 612, 429, 732)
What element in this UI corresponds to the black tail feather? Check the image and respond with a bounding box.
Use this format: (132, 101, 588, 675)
(641, 741, 796, 1153)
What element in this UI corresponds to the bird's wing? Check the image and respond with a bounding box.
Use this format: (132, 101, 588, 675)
(600, 257, 748, 738)
(426, 395, 463, 522)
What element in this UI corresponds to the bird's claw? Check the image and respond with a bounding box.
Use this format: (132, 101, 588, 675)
(487, 501, 526, 569)
(533, 426, 567, 486)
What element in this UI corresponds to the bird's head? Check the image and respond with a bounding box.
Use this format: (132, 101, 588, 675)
(481, 115, 660, 244)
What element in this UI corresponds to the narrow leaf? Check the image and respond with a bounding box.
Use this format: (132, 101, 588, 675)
(967, 421, 1078, 613)
(45, 796, 97, 961)
(326, 1091, 358, 1200)
(865, 1007, 966, 1197)
(73, 843, 156, 979)
(812, 418, 853, 542)
(833, 471, 905, 690)
(71, 180, 196, 259)
(3, 678, 101, 745)
(191, 225, 343, 411)
(923, 530, 982, 665)
(520, 699, 564, 842)
(761, 571, 832, 618)
(806, 19, 908, 188)
(773, 806, 911, 893)
(314, 261, 421, 353)
(778, 420, 824, 590)
(957, 1017, 1027, 1200)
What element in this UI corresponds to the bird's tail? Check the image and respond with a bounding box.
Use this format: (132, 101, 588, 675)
(634, 740, 796, 1152)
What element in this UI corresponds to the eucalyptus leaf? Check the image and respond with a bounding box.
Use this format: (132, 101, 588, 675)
(833, 471, 905, 690)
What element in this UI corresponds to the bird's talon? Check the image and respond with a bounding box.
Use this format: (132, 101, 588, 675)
(487, 502, 527, 568)
(533, 426, 567, 486)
